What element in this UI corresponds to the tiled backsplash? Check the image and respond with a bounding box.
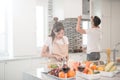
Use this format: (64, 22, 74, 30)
(60, 18, 83, 52)
(48, 0, 53, 33)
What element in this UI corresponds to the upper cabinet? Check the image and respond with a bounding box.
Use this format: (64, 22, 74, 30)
(83, 0, 90, 15)
(52, 0, 90, 19)
(64, 0, 82, 18)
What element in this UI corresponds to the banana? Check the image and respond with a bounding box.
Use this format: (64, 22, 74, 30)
(105, 62, 114, 72)
(109, 66, 117, 72)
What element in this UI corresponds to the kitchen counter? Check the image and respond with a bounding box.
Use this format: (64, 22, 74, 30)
(23, 53, 120, 80)
(23, 67, 120, 80)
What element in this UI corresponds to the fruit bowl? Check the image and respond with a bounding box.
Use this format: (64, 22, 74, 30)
(45, 63, 76, 80)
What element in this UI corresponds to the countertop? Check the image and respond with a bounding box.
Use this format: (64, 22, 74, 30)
(23, 66, 120, 80)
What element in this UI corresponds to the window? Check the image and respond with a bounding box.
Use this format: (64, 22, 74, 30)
(0, 0, 13, 57)
(0, 0, 7, 56)
(36, 6, 45, 48)
(82, 20, 90, 45)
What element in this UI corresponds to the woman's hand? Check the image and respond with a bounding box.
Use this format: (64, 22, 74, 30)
(54, 55, 63, 62)
(66, 55, 69, 61)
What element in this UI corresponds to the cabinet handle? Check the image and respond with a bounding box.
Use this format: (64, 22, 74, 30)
(88, 10, 90, 13)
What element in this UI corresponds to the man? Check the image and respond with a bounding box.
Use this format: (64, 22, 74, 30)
(76, 16, 102, 61)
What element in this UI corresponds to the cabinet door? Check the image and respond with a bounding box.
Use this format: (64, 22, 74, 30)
(5, 60, 31, 80)
(0, 63, 4, 80)
(83, 0, 90, 15)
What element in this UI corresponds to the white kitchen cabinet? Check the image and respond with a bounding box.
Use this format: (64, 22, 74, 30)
(97, 0, 120, 49)
(83, 0, 90, 15)
(0, 63, 5, 80)
(111, 0, 120, 49)
(92, 0, 112, 49)
(53, 0, 91, 19)
(4, 58, 45, 80)
(102, 0, 111, 17)
(4, 60, 31, 80)
(64, 0, 82, 18)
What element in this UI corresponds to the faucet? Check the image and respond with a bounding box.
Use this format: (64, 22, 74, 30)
(113, 42, 120, 64)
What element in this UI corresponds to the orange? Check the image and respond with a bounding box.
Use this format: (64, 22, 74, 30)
(87, 68, 93, 74)
(97, 66, 104, 71)
(59, 71, 65, 78)
(88, 71, 92, 74)
(90, 65, 97, 70)
(85, 61, 91, 68)
(67, 70, 76, 78)
(83, 68, 88, 74)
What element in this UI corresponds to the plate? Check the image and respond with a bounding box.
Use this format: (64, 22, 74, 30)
(42, 72, 75, 80)
(76, 71, 101, 80)
(100, 69, 120, 77)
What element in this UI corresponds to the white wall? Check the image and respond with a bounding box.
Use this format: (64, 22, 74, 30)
(12, 0, 37, 57)
(6, 0, 49, 57)
(53, 0, 64, 20)
(7, 0, 13, 57)
(36, 0, 48, 42)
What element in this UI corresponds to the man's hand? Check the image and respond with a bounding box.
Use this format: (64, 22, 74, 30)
(76, 16, 82, 32)
(91, 16, 94, 20)
(76, 15, 86, 34)
(78, 16, 82, 21)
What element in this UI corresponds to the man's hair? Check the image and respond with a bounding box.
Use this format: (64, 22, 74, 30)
(93, 16, 101, 27)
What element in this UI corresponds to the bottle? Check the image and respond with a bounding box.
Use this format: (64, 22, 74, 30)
(62, 57, 70, 73)
(106, 48, 111, 63)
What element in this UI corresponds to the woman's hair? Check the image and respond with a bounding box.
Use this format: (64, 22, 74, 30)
(93, 16, 101, 27)
(53, 17, 58, 23)
(49, 22, 64, 42)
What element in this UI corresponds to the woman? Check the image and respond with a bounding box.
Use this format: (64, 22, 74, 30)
(41, 22, 69, 62)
